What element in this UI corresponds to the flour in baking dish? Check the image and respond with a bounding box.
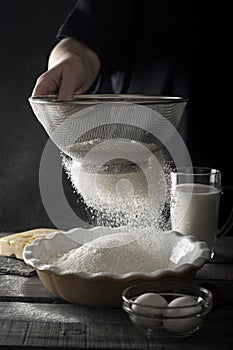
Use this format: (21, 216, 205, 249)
(41, 232, 158, 274)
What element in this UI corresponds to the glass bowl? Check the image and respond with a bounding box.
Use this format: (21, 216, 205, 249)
(122, 281, 213, 339)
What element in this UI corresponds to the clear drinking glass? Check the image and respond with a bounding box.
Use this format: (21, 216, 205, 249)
(170, 167, 233, 257)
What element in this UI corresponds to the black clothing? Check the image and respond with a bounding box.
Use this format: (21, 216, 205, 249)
(57, 0, 217, 173)
(57, 1, 215, 96)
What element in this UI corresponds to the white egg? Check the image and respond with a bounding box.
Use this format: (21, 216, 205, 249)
(163, 296, 202, 333)
(132, 293, 168, 328)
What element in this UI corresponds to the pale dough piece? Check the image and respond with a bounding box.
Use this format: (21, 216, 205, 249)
(0, 228, 59, 260)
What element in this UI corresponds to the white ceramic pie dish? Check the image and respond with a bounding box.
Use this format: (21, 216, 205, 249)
(23, 226, 210, 307)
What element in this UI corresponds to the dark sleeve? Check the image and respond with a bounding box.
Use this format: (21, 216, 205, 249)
(57, 0, 134, 69)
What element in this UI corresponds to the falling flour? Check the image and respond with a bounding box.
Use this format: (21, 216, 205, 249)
(40, 232, 159, 275)
(62, 139, 172, 229)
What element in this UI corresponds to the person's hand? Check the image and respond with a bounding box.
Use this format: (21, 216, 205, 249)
(32, 53, 95, 100)
(32, 38, 101, 101)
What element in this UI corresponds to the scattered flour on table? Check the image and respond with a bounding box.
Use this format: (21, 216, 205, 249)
(40, 232, 160, 275)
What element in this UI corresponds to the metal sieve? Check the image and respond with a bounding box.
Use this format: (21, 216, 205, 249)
(28, 94, 188, 162)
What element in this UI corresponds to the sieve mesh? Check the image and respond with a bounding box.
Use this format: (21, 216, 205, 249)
(29, 94, 188, 161)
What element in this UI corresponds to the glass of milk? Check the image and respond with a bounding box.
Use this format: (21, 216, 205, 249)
(170, 167, 233, 256)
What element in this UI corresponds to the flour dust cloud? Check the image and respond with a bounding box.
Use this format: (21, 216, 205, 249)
(62, 140, 173, 230)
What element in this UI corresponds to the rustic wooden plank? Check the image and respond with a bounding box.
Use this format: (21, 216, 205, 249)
(1, 273, 233, 305)
(0, 319, 86, 348)
(0, 306, 232, 349)
(0, 274, 61, 303)
(0, 301, 129, 324)
(213, 237, 233, 262)
(0, 319, 145, 349)
(195, 263, 233, 281)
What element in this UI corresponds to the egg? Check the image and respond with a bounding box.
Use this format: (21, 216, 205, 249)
(163, 296, 202, 333)
(132, 293, 168, 328)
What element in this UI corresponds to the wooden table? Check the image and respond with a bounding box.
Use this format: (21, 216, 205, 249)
(0, 233, 233, 350)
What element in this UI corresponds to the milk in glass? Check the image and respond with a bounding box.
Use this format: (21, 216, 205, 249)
(171, 183, 221, 250)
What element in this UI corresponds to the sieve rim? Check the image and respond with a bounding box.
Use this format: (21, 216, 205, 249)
(29, 94, 188, 105)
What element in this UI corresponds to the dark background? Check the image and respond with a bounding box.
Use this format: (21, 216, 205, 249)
(0, 1, 229, 233)
(0, 1, 77, 231)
